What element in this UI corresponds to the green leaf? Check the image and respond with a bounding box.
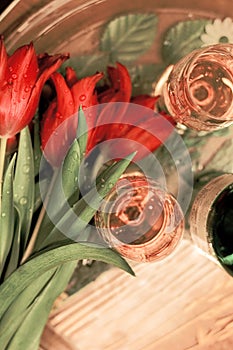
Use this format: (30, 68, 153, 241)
(60, 54, 109, 79)
(100, 13, 158, 63)
(129, 63, 166, 95)
(162, 19, 211, 64)
(2, 262, 77, 350)
(0, 242, 134, 317)
(76, 107, 88, 160)
(62, 139, 80, 200)
(0, 154, 16, 275)
(0, 306, 33, 349)
(33, 179, 47, 213)
(13, 127, 34, 249)
(41, 153, 135, 246)
(3, 207, 21, 279)
(34, 140, 81, 249)
(0, 268, 56, 348)
(33, 113, 42, 177)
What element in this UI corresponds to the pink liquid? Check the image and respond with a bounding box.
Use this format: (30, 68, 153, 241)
(95, 174, 184, 262)
(188, 61, 233, 118)
(163, 44, 233, 131)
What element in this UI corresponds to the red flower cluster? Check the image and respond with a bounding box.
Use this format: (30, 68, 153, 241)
(41, 63, 175, 167)
(0, 37, 175, 167)
(0, 37, 69, 138)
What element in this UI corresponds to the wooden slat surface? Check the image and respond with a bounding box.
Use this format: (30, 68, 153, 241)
(41, 240, 233, 350)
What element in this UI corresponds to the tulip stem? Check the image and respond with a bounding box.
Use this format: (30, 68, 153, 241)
(20, 168, 59, 264)
(0, 137, 7, 215)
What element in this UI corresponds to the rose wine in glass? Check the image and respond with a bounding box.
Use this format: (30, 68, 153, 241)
(95, 173, 184, 262)
(161, 44, 233, 131)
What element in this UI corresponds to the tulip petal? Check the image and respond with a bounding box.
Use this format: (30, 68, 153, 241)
(21, 53, 70, 137)
(0, 87, 13, 136)
(87, 102, 175, 160)
(0, 36, 9, 86)
(98, 62, 132, 103)
(50, 72, 75, 117)
(131, 95, 159, 110)
(70, 72, 104, 111)
(65, 67, 79, 88)
(7, 44, 38, 120)
(41, 100, 78, 167)
(8, 43, 38, 87)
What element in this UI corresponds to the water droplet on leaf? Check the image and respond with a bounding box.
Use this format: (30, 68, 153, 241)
(71, 151, 79, 160)
(19, 196, 28, 205)
(23, 164, 30, 174)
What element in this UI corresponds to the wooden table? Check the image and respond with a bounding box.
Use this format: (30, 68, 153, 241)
(40, 240, 233, 350)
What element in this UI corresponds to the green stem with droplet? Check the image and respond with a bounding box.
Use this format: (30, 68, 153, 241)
(0, 137, 7, 215)
(20, 168, 59, 264)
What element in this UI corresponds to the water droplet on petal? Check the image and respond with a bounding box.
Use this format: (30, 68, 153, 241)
(24, 73, 28, 78)
(79, 94, 86, 102)
(12, 73, 17, 79)
(24, 87, 29, 93)
(9, 66, 13, 72)
(55, 112, 62, 119)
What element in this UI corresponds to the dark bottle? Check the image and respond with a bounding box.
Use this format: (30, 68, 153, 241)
(189, 173, 233, 275)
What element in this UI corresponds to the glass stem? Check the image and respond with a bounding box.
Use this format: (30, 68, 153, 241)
(0, 137, 7, 215)
(20, 168, 59, 264)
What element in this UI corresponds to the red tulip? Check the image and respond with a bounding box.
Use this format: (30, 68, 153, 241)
(87, 64, 175, 159)
(98, 62, 132, 103)
(41, 68, 103, 167)
(0, 37, 69, 138)
(41, 63, 175, 167)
